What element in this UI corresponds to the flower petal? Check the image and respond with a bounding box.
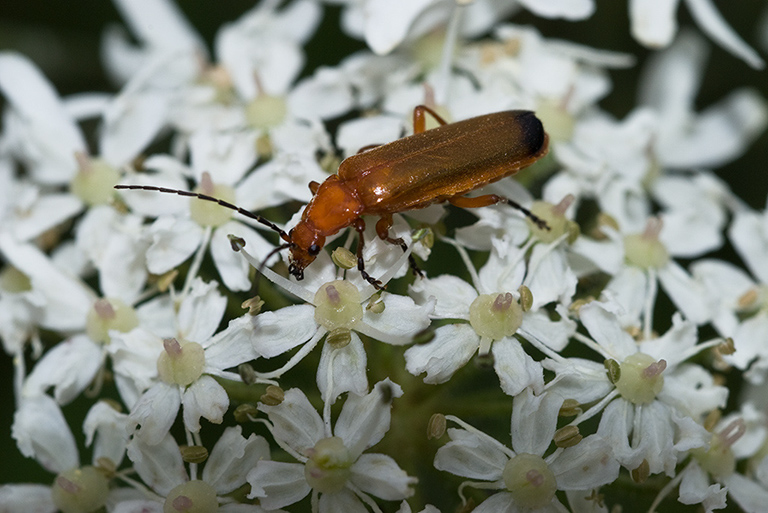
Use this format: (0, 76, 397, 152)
(246, 461, 310, 510)
(202, 426, 271, 495)
(350, 453, 416, 500)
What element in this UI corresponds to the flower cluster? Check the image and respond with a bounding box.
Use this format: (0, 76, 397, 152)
(1, 1, 768, 512)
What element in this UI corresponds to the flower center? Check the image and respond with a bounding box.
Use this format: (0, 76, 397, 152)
(0, 265, 31, 292)
(313, 280, 363, 331)
(614, 352, 666, 404)
(157, 338, 206, 386)
(304, 436, 354, 493)
(71, 153, 120, 206)
(624, 218, 669, 269)
(468, 293, 522, 340)
(246, 94, 287, 130)
(163, 480, 218, 513)
(691, 419, 744, 478)
(527, 196, 578, 244)
(51, 466, 110, 513)
(85, 298, 139, 344)
(189, 172, 236, 227)
(502, 453, 557, 509)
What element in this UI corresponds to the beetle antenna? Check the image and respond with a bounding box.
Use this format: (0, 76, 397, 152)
(114, 184, 290, 241)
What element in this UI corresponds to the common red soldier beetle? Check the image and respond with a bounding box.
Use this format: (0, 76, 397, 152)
(115, 105, 549, 289)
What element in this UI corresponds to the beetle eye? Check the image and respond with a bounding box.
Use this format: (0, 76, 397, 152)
(308, 244, 321, 256)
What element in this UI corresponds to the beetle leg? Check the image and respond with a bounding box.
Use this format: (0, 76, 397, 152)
(448, 194, 549, 230)
(375, 215, 424, 277)
(354, 218, 385, 289)
(309, 181, 320, 195)
(413, 105, 449, 134)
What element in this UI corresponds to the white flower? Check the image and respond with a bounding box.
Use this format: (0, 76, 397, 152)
(4, 395, 130, 513)
(247, 380, 416, 511)
(111, 279, 256, 442)
(434, 388, 619, 512)
(124, 426, 274, 513)
(236, 219, 433, 402)
(545, 301, 726, 476)
(405, 229, 576, 391)
(629, 0, 764, 69)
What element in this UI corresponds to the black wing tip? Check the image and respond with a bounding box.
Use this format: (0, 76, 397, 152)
(514, 111, 547, 154)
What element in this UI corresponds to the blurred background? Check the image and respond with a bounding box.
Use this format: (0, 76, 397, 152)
(1, 0, 766, 498)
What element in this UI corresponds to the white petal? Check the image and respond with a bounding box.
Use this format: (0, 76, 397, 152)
(336, 115, 403, 157)
(111, 0, 203, 51)
(126, 432, 187, 496)
(97, 226, 149, 305)
(129, 382, 180, 445)
(685, 0, 764, 69)
(335, 380, 403, 458)
(0, 235, 94, 331)
(596, 399, 635, 470)
(101, 91, 169, 167)
(518, 0, 594, 20)
(23, 335, 103, 405)
(83, 401, 130, 468)
(0, 484, 57, 513)
(0, 52, 85, 179)
(108, 328, 164, 397)
(211, 222, 274, 292)
(524, 244, 578, 308)
(12, 395, 78, 473)
(658, 261, 711, 325)
(358, 293, 434, 345)
(317, 333, 368, 402)
(434, 428, 507, 480)
(318, 488, 368, 513)
(182, 375, 229, 433)
(408, 275, 475, 319)
(722, 473, 768, 512)
(630, 0, 679, 48)
(640, 313, 697, 366)
(511, 389, 560, 456)
(203, 426, 270, 494)
(579, 301, 638, 359)
(661, 90, 768, 168)
(404, 324, 479, 383)
(730, 210, 768, 285)
(550, 436, 619, 489)
(189, 130, 258, 185)
(544, 357, 613, 405)
(493, 338, 544, 396)
(145, 216, 203, 275)
(203, 315, 262, 371)
(638, 29, 706, 116)
(603, 267, 647, 328)
(10, 193, 82, 242)
(258, 388, 324, 453)
(658, 364, 728, 418)
(246, 461, 310, 510)
(520, 308, 576, 352)
(177, 278, 227, 343)
(470, 492, 518, 513)
(288, 67, 353, 120)
(250, 304, 318, 358)
(678, 463, 726, 510)
(363, 0, 441, 55)
(350, 453, 416, 500)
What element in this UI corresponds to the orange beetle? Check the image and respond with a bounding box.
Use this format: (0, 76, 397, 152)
(116, 105, 549, 288)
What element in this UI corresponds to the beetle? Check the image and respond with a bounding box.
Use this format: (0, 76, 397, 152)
(116, 105, 549, 289)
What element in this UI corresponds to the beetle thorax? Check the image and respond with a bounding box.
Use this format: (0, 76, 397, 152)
(303, 175, 364, 236)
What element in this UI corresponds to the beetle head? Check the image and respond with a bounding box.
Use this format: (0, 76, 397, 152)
(287, 222, 326, 280)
